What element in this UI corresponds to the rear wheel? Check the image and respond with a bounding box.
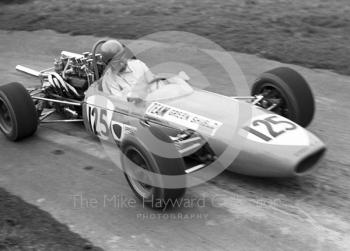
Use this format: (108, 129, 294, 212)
(251, 67, 315, 127)
(0, 82, 38, 141)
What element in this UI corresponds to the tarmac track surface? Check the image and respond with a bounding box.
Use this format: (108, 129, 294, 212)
(0, 30, 350, 250)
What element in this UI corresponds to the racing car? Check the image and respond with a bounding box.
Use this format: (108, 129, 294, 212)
(0, 40, 326, 208)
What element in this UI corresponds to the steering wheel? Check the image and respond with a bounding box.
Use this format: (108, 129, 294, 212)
(147, 77, 167, 85)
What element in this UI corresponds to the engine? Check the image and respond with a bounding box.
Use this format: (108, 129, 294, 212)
(41, 51, 105, 100)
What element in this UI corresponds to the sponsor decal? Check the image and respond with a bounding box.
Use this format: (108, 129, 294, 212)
(146, 102, 222, 136)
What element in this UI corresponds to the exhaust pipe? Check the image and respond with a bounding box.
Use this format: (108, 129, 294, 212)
(16, 65, 41, 77)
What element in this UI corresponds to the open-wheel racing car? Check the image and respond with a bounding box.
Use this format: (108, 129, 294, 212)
(0, 40, 326, 208)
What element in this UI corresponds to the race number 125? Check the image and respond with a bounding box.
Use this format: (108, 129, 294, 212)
(87, 105, 109, 139)
(243, 115, 297, 141)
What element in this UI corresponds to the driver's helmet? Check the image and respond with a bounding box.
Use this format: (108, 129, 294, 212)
(100, 40, 126, 64)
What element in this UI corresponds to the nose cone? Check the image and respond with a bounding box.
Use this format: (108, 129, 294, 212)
(228, 133, 326, 177)
(219, 113, 326, 177)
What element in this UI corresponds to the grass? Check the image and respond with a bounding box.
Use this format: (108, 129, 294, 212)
(0, 0, 349, 75)
(0, 0, 30, 4)
(0, 187, 103, 251)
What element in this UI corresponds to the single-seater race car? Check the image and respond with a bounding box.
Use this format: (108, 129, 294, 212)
(0, 40, 326, 208)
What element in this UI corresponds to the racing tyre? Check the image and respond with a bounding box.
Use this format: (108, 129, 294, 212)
(251, 67, 315, 127)
(0, 82, 38, 141)
(121, 131, 186, 210)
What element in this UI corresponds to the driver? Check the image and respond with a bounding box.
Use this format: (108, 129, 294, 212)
(100, 40, 155, 101)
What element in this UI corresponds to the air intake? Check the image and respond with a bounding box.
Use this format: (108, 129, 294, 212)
(295, 148, 326, 174)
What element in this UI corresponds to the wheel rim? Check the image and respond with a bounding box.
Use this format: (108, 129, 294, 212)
(255, 83, 291, 118)
(125, 148, 154, 199)
(0, 97, 13, 134)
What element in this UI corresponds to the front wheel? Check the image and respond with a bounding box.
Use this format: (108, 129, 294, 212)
(251, 67, 315, 127)
(121, 136, 186, 210)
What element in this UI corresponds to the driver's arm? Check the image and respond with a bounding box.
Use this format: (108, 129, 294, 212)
(139, 60, 169, 85)
(125, 60, 154, 102)
(139, 60, 155, 84)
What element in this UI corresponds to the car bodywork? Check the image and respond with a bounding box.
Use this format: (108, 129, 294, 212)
(82, 76, 326, 177)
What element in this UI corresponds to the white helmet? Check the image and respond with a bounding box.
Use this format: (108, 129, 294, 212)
(100, 40, 125, 63)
